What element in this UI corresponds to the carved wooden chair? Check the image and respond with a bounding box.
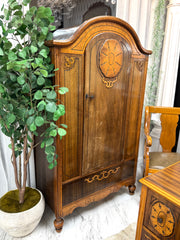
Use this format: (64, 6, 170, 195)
(144, 106, 180, 176)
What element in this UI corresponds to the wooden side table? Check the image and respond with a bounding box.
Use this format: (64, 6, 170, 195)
(136, 162, 180, 240)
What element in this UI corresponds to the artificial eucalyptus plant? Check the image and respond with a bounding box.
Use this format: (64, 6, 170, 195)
(0, 0, 68, 204)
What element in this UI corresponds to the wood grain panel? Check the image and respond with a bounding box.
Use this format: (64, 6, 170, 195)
(160, 114, 179, 152)
(124, 59, 146, 159)
(82, 33, 131, 175)
(60, 54, 84, 181)
(63, 159, 135, 206)
(141, 162, 180, 205)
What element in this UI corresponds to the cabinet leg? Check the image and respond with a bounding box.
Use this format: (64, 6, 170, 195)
(128, 184, 136, 195)
(54, 217, 64, 233)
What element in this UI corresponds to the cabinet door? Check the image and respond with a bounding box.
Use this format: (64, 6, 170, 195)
(82, 33, 132, 175)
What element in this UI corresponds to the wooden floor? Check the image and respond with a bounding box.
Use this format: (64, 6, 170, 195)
(0, 183, 141, 240)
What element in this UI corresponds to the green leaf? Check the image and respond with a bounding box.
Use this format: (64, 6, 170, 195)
(27, 134, 33, 143)
(35, 58, 43, 65)
(59, 87, 69, 95)
(9, 73, 17, 82)
(39, 49, 48, 58)
(37, 100, 46, 111)
(35, 116, 44, 127)
(22, 83, 30, 93)
(22, 0, 31, 6)
(40, 141, 45, 148)
(1, 4, 4, 11)
(0, 48, 4, 56)
(48, 162, 54, 170)
(46, 102, 56, 113)
(17, 75, 25, 85)
(8, 51, 17, 61)
(27, 116, 34, 126)
(34, 90, 43, 100)
(14, 10, 23, 16)
(41, 27, 48, 35)
(44, 7, 52, 17)
(37, 76, 45, 86)
(30, 45, 38, 54)
(39, 69, 48, 77)
(45, 145, 55, 154)
(47, 154, 54, 163)
(47, 91, 57, 100)
(54, 159, 57, 167)
(46, 32, 53, 41)
(30, 123, 36, 131)
(53, 104, 65, 121)
(58, 128, 67, 137)
(4, 41, 12, 50)
(7, 114, 16, 124)
(0, 85, 5, 93)
(61, 124, 67, 128)
(45, 138, 54, 146)
(28, 109, 35, 115)
(49, 129, 57, 137)
(49, 25, 56, 31)
(18, 49, 26, 59)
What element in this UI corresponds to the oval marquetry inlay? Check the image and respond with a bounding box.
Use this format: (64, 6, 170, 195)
(150, 201, 174, 237)
(99, 39, 123, 78)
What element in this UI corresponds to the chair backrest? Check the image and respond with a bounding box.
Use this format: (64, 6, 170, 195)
(145, 106, 180, 152)
(160, 114, 179, 152)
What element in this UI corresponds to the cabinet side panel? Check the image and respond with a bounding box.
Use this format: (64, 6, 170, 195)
(34, 126, 56, 212)
(60, 54, 84, 181)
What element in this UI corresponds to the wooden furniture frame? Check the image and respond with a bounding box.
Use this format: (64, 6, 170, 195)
(136, 161, 180, 239)
(35, 16, 151, 232)
(144, 106, 180, 176)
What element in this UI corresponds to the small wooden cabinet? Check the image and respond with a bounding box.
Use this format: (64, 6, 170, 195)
(136, 162, 180, 240)
(35, 16, 151, 232)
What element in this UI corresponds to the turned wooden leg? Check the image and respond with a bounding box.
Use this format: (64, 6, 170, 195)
(54, 217, 64, 233)
(128, 184, 136, 195)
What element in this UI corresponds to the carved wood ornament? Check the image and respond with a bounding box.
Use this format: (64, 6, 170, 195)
(99, 39, 123, 88)
(64, 56, 75, 69)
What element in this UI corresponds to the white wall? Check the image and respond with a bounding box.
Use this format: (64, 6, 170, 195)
(116, 0, 157, 179)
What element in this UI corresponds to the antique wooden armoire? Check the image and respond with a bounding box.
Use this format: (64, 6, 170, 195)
(35, 16, 152, 232)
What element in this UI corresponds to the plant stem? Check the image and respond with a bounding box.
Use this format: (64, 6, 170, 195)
(19, 154, 22, 188)
(11, 138, 20, 191)
(19, 133, 28, 204)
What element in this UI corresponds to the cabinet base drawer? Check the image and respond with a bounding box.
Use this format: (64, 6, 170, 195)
(62, 159, 135, 206)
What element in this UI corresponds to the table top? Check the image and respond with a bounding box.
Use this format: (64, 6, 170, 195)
(140, 161, 180, 206)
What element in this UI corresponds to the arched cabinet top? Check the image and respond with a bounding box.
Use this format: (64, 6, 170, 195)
(46, 16, 152, 56)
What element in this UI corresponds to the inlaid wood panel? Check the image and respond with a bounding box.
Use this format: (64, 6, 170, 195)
(143, 189, 180, 239)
